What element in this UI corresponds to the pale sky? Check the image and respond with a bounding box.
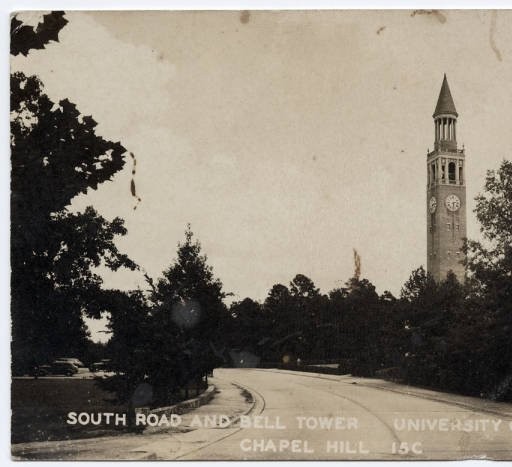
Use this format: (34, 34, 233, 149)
(11, 10, 512, 340)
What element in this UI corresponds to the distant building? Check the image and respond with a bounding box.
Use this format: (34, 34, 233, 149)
(426, 75, 467, 282)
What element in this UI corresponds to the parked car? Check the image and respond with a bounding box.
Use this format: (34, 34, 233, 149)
(89, 359, 111, 372)
(49, 361, 79, 376)
(30, 364, 51, 377)
(55, 357, 85, 368)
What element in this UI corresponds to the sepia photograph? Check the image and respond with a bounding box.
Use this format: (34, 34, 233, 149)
(8, 8, 512, 461)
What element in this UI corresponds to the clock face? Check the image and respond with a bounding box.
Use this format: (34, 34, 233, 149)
(429, 196, 437, 213)
(445, 194, 461, 212)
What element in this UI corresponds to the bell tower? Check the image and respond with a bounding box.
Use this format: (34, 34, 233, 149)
(426, 75, 467, 283)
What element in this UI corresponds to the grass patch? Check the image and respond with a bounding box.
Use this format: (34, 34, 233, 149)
(11, 378, 130, 443)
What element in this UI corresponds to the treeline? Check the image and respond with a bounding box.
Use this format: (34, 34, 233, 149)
(223, 267, 511, 401)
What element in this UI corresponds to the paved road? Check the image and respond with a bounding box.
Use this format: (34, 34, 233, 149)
(180, 368, 512, 460)
(12, 368, 512, 460)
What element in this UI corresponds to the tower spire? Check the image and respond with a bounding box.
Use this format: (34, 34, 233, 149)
(433, 74, 458, 117)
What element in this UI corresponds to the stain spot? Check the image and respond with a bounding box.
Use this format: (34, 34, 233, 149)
(157, 52, 165, 61)
(131, 382, 153, 406)
(376, 26, 386, 35)
(410, 10, 447, 24)
(240, 10, 250, 24)
(312, 155, 317, 161)
(129, 152, 142, 210)
(489, 11, 502, 62)
(171, 299, 202, 329)
(401, 149, 405, 153)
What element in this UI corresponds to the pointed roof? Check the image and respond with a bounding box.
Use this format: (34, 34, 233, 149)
(433, 74, 458, 117)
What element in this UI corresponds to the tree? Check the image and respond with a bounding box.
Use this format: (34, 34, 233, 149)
(289, 274, 319, 298)
(100, 290, 152, 405)
(465, 160, 512, 308)
(463, 159, 512, 399)
(151, 226, 229, 340)
(229, 298, 265, 351)
(226, 298, 267, 367)
(146, 226, 229, 403)
(289, 274, 328, 360)
(10, 15, 135, 373)
(339, 278, 383, 375)
(11, 207, 136, 373)
(11, 73, 127, 224)
(400, 266, 437, 303)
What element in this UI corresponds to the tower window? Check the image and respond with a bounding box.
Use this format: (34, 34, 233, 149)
(456, 224, 460, 231)
(458, 166, 463, 184)
(448, 162, 456, 184)
(447, 223, 451, 231)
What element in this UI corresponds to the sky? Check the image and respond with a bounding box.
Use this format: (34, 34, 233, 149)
(10, 10, 512, 341)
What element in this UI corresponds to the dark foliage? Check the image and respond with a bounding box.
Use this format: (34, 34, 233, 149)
(103, 228, 228, 407)
(11, 71, 134, 374)
(11, 11, 68, 56)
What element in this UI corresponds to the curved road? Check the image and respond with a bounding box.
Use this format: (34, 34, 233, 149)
(181, 368, 512, 460)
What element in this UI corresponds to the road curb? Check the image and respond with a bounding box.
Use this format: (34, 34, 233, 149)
(130, 385, 217, 460)
(136, 384, 216, 418)
(133, 381, 258, 460)
(227, 382, 258, 425)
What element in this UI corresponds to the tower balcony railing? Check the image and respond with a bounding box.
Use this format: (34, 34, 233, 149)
(428, 179, 464, 187)
(427, 148, 465, 158)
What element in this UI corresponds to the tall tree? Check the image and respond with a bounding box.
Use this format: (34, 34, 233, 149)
(340, 277, 383, 375)
(465, 160, 512, 307)
(463, 159, 512, 399)
(147, 226, 229, 402)
(10, 14, 135, 373)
